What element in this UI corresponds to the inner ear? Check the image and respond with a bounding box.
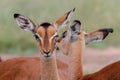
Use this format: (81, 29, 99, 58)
(85, 28, 113, 45)
(69, 20, 81, 35)
(67, 20, 82, 42)
(14, 13, 36, 33)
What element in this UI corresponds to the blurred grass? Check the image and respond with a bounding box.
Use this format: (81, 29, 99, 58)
(0, 0, 120, 54)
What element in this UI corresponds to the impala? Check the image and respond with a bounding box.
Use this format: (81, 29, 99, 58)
(0, 8, 75, 80)
(60, 20, 120, 80)
(57, 20, 114, 80)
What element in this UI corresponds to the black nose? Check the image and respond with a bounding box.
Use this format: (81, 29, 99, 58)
(44, 51, 50, 54)
(43, 51, 51, 57)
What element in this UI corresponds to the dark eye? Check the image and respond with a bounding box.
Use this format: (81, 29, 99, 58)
(54, 35, 62, 42)
(34, 33, 40, 40)
(62, 31, 67, 38)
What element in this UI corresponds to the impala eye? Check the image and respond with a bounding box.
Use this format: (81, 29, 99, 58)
(34, 33, 40, 40)
(62, 31, 67, 38)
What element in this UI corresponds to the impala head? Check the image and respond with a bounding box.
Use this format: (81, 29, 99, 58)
(58, 20, 113, 55)
(14, 8, 75, 58)
(66, 20, 113, 44)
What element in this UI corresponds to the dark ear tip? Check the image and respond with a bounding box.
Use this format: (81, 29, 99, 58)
(108, 28, 113, 33)
(73, 20, 81, 25)
(73, 8, 76, 12)
(14, 13, 20, 18)
(99, 28, 113, 33)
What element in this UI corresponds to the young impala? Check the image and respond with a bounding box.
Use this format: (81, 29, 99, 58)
(58, 20, 120, 80)
(0, 8, 75, 80)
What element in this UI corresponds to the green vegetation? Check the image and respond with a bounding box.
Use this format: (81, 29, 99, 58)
(0, 0, 120, 54)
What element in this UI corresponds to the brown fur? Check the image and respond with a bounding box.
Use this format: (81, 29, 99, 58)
(55, 13, 68, 26)
(55, 10, 71, 27)
(0, 57, 2, 62)
(81, 61, 120, 80)
(36, 26, 56, 53)
(0, 57, 68, 80)
(67, 31, 85, 80)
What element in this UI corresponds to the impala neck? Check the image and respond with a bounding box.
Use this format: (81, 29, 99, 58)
(40, 51, 60, 80)
(68, 33, 85, 80)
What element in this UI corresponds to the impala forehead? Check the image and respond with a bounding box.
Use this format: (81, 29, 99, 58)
(36, 25, 56, 38)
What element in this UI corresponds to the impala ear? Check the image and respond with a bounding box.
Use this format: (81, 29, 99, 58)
(68, 20, 82, 41)
(55, 8, 75, 29)
(85, 28, 113, 44)
(69, 20, 81, 35)
(54, 8, 75, 41)
(14, 14, 36, 33)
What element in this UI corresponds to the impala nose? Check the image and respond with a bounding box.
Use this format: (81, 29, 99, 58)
(43, 51, 51, 57)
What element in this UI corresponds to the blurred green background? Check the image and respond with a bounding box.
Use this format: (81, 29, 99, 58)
(0, 0, 120, 54)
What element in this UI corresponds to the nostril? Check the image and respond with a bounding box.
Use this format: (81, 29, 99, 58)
(44, 51, 50, 54)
